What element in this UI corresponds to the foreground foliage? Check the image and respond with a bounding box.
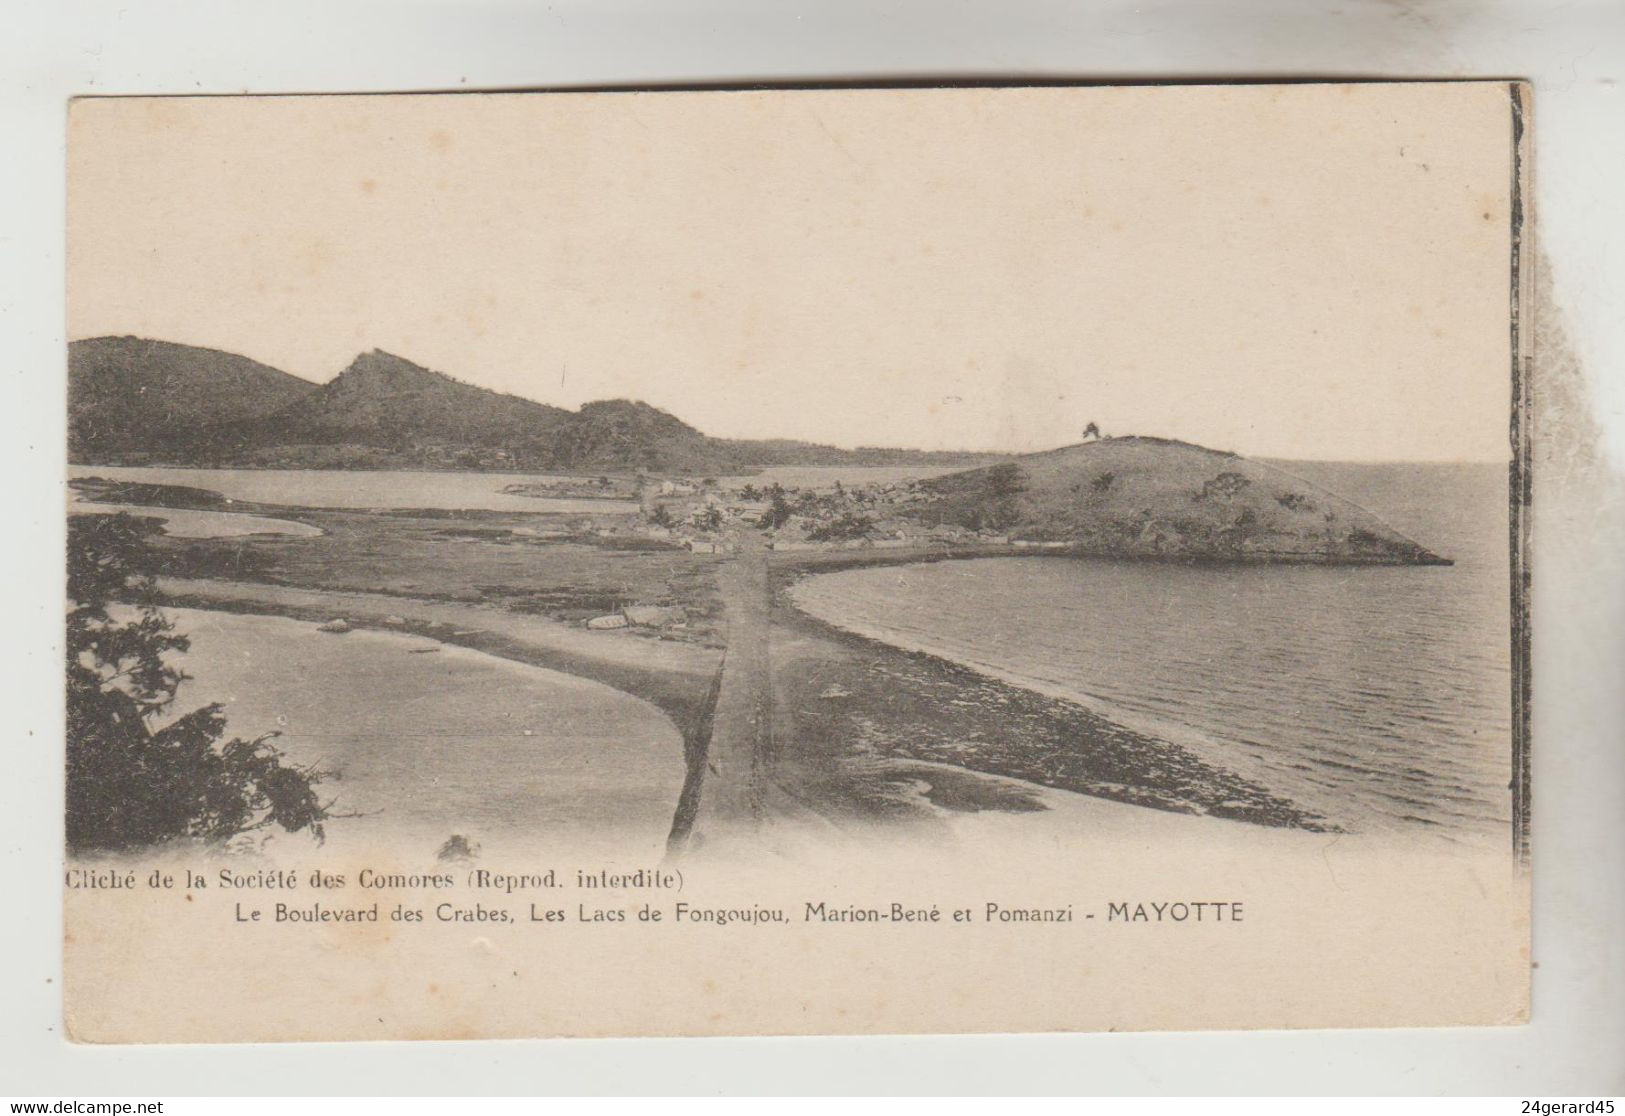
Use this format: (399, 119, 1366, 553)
(66, 513, 330, 852)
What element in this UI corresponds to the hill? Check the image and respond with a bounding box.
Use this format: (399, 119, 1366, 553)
(721, 437, 1003, 469)
(206, 349, 574, 467)
(69, 337, 316, 460)
(910, 436, 1447, 564)
(69, 337, 999, 473)
(546, 399, 742, 474)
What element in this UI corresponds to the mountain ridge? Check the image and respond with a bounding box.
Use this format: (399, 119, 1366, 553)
(210, 348, 575, 461)
(68, 336, 317, 460)
(67, 338, 1447, 562)
(68, 337, 1001, 473)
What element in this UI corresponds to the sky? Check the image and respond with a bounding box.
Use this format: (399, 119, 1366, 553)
(68, 84, 1517, 461)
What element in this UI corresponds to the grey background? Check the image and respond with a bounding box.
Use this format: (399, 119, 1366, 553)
(3, 0, 1622, 1095)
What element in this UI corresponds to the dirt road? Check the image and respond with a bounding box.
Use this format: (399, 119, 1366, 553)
(158, 559, 817, 851)
(691, 544, 773, 829)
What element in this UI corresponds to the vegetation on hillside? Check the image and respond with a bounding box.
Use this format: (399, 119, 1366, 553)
(69, 336, 314, 460)
(908, 437, 1446, 563)
(70, 336, 1002, 475)
(211, 349, 574, 462)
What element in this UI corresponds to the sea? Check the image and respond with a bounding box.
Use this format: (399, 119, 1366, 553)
(790, 462, 1515, 844)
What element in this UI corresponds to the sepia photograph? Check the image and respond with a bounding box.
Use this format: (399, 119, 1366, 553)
(59, 82, 1532, 1042)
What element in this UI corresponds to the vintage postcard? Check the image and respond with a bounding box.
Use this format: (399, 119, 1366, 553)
(63, 82, 1531, 1041)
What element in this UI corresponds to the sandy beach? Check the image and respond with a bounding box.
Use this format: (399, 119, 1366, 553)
(155, 607, 688, 858)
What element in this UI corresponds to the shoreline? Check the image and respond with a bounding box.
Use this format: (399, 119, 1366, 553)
(782, 561, 1320, 818)
(71, 466, 1453, 566)
(772, 558, 1512, 851)
(144, 577, 724, 850)
(147, 567, 1330, 842)
(771, 542, 1450, 572)
(68, 466, 641, 517)
(763, 561, 1335, 832)
(147, 606, 688, 856)
(70, 472, 1479, 840)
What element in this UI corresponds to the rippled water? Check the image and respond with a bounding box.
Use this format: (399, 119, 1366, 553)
(791, 463, 1513, 841)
